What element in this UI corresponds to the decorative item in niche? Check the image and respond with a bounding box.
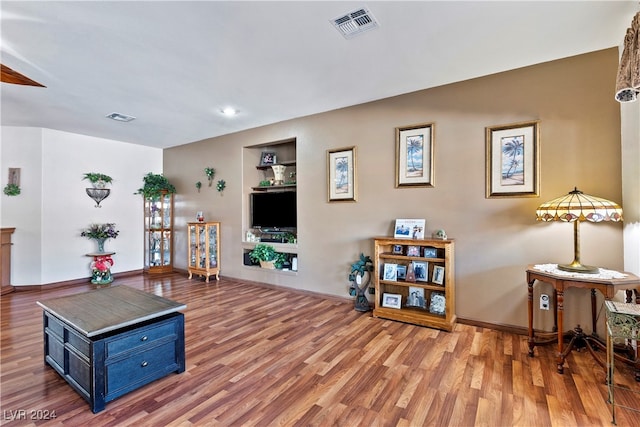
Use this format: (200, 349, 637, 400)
(327, 146, 357, 202)
(271, 165, 286, 186)
(394, 219, 425, 239)
(396, 122, 434, 188)
(205, 167, 215, 186)
(260, 152, 276, 166)
(485, 120, 540, 198)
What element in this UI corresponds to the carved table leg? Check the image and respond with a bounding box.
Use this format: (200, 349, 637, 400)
(528, 279, 535, 357)
(557, 290, 565, 373)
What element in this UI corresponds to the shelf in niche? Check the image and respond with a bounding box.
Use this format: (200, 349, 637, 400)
(256, 160, 296, 171)
(251, 184, 296, 191)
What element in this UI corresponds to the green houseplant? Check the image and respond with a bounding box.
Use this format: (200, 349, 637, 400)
(3, 183, 21, 196)
(82, 172, 113, 188)
(135, 172, 176, 200)
(249, 243, 287, 269)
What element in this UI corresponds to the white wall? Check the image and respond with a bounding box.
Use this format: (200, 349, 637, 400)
(1, 127, 163, 285)
(621, 97, 640, 276)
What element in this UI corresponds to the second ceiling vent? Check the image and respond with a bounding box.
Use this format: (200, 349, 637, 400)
(331, 8, 379, 39)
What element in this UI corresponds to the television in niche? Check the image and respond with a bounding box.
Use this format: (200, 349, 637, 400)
(250, 191, 297, 230)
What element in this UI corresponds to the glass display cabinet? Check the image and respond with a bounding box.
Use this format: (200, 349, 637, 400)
(144, 191, 174, 273)
(187, 222, 220, 282)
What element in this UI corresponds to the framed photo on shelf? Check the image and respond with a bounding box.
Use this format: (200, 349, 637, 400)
(430, 292, 446, 315)
(395, 122, 434, 188)
(423, 247, 437, 258)
(382, 293, 402, 309)
(406, 245, 420, 257)
(383, 263, 398, 281)
(327, 146, 357, 202)
(485, 120, 540, 198)
(260, 151, 277, 166)
(396, 265, 407, 280)
(411, 261, 428, 282)
(394, 219, 426, 239)
(406, 286, 427, 309)
(432, 265, 445, 285)
(392, 244, 404, 255)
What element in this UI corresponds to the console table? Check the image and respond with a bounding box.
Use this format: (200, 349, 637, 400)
(37, 286, 186, 413)
(527, 264, 640, 374)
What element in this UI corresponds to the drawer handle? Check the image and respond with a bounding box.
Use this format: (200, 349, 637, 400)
(140, 335, 148, 341)
(141, 361, 148, 367)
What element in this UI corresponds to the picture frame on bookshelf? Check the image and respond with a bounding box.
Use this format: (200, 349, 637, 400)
(260, 151, 277, 166)
(382, 293, 402, 309)
(406, 245, 420, 257)
(392, 244, 404, 255)
(383, 263, 398, 281)
(423, 247, 438, 258)
(396, 265, 407, 280)
(394, 219, 426, 239)
(430, 292, 446, 315)
(406, 286, 427, 309)
(432, 265, 445, 285)
(411, 261, 428, 282)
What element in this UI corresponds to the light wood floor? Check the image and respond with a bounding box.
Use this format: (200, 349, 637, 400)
(1, 273, 639, 426)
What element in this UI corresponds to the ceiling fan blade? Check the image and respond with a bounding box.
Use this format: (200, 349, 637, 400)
(1, 64, 45, 87)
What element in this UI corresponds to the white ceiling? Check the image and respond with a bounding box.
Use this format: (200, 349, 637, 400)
(1, 1, 637, 149)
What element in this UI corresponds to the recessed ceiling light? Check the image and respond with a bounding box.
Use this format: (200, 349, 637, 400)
(106, 112, 136, 122)
(221, 107, 237, 116)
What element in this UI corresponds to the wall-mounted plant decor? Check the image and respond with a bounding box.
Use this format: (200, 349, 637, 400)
(205, 167, 215, 186)
(216, 179, 226, 193)
(196, 181, 202, 192)
(4, 168, 21, 196)
(83, 172, 112, 207)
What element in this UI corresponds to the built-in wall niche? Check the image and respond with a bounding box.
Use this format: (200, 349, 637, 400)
(242, 137, 298, 273)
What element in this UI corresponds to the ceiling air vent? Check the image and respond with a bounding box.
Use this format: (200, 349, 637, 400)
(106, 112, 136, 122)
(331, 7, 379, 39)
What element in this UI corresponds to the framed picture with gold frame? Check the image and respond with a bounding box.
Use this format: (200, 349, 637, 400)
(485, 120, 540, 198)
(395, 122, 434, 188)
(327, 146, 357, 202)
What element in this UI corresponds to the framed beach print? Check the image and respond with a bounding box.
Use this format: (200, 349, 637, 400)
(382, 293, 402, 309)
(485, 120, 540, 198)
(260, 151, 277, 166)
(327, 146, 357, 202)
(395, 122, 434, 188)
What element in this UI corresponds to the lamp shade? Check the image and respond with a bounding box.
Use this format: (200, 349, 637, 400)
(535, 188, 623, 273)
(535, 187, 622, 223)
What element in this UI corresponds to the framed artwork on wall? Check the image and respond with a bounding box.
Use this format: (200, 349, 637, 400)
(395, 122, 434, 188)
(327, 146, 357, 202)
(485, 120, 540, 198)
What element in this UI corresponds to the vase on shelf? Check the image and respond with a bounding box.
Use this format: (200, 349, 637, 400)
(96, 238, 106, 253)
(271, 165, 287, 186)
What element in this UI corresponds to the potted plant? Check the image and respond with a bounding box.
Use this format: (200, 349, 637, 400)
(82, 172, 113, 189)
(135, 172, 176, 200)
(249, 243, 280, 269)
(348, 253, 373, 312)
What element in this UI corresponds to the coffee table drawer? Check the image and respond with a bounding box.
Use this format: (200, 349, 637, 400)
(106, 321, 177, 357)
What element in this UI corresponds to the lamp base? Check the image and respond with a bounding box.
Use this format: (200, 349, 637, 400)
(557, 263, 599, 274)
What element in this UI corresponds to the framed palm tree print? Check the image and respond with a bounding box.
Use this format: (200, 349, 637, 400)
(327, 146, 357, 202)
(485, 120, 540, 198)
(395, 122, 434, 187)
